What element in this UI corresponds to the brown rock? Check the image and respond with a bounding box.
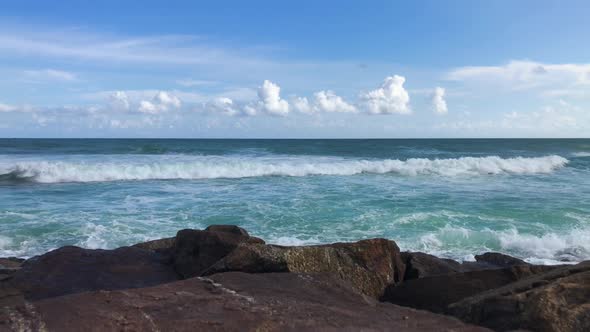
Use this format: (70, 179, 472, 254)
(2, 246, 179, 301)
(172, 227, 264, 278)
(401, 252, 463, 280)
(381, 264, 554, 313)
(133, 237, 176, 255)
(474, 252, 528, 268)
(448, 261, 590, 332)
(204, 238, 406, 298)
(0, 258, 24, 270)
(0, 272, 490, 332)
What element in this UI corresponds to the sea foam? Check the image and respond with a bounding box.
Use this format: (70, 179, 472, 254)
(0, 155, 569, 183)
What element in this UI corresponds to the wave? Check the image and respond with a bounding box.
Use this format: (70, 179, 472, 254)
(0, 155, 568, 183)
(572, 152, 590, 157)
(401, 225, 590, 265)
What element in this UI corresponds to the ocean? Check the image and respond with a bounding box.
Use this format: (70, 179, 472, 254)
(0, 139, 589, 264)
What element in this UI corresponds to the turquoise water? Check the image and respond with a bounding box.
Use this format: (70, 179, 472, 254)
(1, 139, 589, 264)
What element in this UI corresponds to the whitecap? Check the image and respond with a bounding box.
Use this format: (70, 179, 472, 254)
(0, 154, 569, 183)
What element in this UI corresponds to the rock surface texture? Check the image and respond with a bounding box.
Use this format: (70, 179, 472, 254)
(0, 272, 489, 332)
(448, 262, 590, 332)
(0, 225, 588, 332)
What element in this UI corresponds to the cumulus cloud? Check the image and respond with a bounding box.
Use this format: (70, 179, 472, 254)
(314, 91, 356, 113)
(138, 91, 181, 114)
(23, 69, 77, 82)
(292, 96, 314, 114)
(257, 80, 289, 116)
(431, 87, 448, 115)
(361, 75, 410, 114)
(109, 91, 130, 111)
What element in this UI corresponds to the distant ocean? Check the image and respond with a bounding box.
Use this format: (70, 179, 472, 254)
(1, 139, 589, 264)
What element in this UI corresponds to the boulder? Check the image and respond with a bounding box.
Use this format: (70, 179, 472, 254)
(0, 258, 24, 270)
(0, 272, 490, 332)
(381, 264, 555, 313)
(0, 258, 24, 282)
(204, 238, 406, 298)
(172, 227, 264, 278)
(448, 261, 590, 332)
(133, 237, 176, 256)
(401, 252, 463, 280)
(473, 252, 528, 268)
(2, 246, 179, 301)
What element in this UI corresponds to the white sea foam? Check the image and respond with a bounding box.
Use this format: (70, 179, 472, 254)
(403, 225, 590, 265)
(0, 154, 569, 183)
(572, 152, 590, 157)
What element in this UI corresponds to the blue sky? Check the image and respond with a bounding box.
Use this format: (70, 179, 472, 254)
(1, 0, 589, 138)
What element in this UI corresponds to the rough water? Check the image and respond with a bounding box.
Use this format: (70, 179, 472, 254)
(1, 139, 589, 264)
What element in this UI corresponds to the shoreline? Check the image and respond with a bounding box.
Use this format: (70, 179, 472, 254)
(1, 225, 588, 331)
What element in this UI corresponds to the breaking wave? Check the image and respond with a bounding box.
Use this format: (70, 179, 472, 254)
(0, 155, 568, 183)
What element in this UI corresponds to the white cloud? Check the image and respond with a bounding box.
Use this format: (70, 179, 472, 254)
(109, 91, 130, 111)
(292, 96, 314, 114)
(432, 87, 448, 115)
(447, 60, 590, 90)
(361, 75, 410, 114)
(23, 69, 77, 82)
(0, 103, 34, 113)
(314, 90, 356, 113)
(0, 103, 18, 112)
(257, 80, 289, 116)
(0, 23, 271, 68)
(176, 79, 217, 87)
(138, 91, 181, 114)
(206, 97, 242, 116)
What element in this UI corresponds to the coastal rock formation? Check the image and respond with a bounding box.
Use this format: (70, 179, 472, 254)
(401, 252, 464, 279)
(448, 262, 590, 332)
(0, 259, 23, 282)
(1, 225, 588, 332)
(2, 246, 178, 302)
(0, 272, 489, 332)
(473, 252, 529, 268)
(203, 238, 406, 298)
(381, 264, 556, 313)
(172, 226, 265, 278)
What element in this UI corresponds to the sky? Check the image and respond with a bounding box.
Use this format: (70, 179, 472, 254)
(0, 0, 589, 138)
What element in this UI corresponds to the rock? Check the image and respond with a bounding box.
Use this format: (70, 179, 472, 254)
(205, 224, 251, 236)
(204, 238, 406, 298)
(172, 227, 264, 278)
(133, 237, 176, 255)
(448, 261, 590, 332)
(474, 252, 528, 268)
(0, 258, 24, 282)
(0, 272, 490, 332)
(401, 252, 464, 280)
(2, 246, 179, 301)
(381, 264, 555, 313)
(0, 258, 24, 270)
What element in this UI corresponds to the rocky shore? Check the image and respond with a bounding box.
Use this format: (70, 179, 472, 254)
(1, 225, 588, 331)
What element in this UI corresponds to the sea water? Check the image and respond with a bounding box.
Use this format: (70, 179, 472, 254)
(1, 139, 589, 264)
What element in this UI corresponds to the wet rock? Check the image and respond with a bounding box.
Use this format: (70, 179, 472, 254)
(448, 261, 590, 332)
(3, 246, 179, 301)
(381, 265, 554, 313)
(204, 238, 406, 298)
(0, 272, 490, 332)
